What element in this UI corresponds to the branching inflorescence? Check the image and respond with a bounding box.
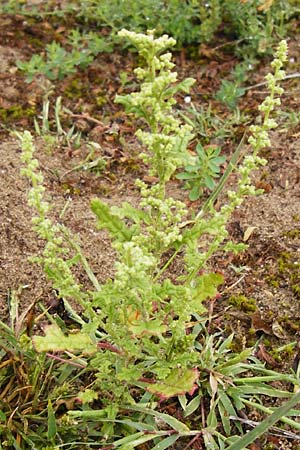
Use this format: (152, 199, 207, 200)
(19, 31, 289, 447)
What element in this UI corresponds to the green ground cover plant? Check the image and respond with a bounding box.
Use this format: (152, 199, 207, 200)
(17, 29, 113, 82)
(13, 1, 299, 83)
(64, 0, 300, 54)
(11, 30, 300, 449)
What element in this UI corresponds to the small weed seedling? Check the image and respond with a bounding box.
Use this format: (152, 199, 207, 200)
(18, 31, 298, 449)
(34, 94, 82, 151)
(177, 142, 226, 200)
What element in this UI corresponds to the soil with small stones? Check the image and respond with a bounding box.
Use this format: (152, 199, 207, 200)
(0, 10, 300, 450)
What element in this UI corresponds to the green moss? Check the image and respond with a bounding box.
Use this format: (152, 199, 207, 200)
(265, 276, 279, 288)
(263, 443, 276, 449)
(277, 251, 291, 272)
(27, 36, 46, 49)
(248, 327, 256, 335)
(61, 183, 82, 196)
(283, 228, 300, 239)
(266, 248, 300, 303)
(64, 79, 87, 100)
(95, 93, 108, 107)
(292, 284, 300, 298)
(0, 105, 36, 123)
(275, 252, 300, 299)
(269, 342, 296, 364)
(228, 341, 243, 353)
(228, 294, 257, 313)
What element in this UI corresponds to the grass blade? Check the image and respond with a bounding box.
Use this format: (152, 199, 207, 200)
(151, 435, 180, 450)
(226, 389, 300, 450)
(124, 405, 190, 432)
(47, 399, 57, 441)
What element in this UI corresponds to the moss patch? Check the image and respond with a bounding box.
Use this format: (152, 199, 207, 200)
(0, 105, 36, 124)
(228, 294, 257, 313)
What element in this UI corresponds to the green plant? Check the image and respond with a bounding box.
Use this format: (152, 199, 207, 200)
(69, 0, 298, 55)
(17, 29, 113, 82)
(74, 0, 202, 47)
(34, 94, 82, 151)
(0, 289, 91, 449)
(177, 142, 226, 200)
(221, 0, 297, 57)
(215, 61, 254, 110)
(0, 0, 25, 14)
(19, 32, 293, 449)
(7, 0, 300, 66)
(68, 326, 300, 450)
(180, 102, 251, 143)
(280, 108, 300, 130)
(215, 79, 246, 110)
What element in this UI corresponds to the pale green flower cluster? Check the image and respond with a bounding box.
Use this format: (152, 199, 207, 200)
(118, 29, 176, 64)
(116, 29, 195, 186)
(185, 40, 288, 279)
(20, 131, 60, 242)
(128, 71, 177, 111)
(249, 40, 287, 154)
(137, 124, 193, 182)
(134, 180, 187, 252)
(20, 32, 288, 404)
(19, 131, 88, 306)
(114, 241, 156, 290)
(114, 29, 196, 268)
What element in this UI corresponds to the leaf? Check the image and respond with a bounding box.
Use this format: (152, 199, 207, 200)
(76, 389, 98, 405)
(195, 142, 205, 155)
(151, 435, 180, 450)
(193, 272, 223, 302)
(217, 333, 234, 354)
(232, 384, 292, 398)
(128, 318, 167, 337)
(226, 389, 300, 450)
(47, 399, 57, 441)
(33, 324, 97, 354)
(91, 198, 134, 242)
(111, 202, 148, 225)
(165, 77, 195, 96)
(112, 431, 157, 448)
(207, 401, 218, 429)
(204, 174, 215, 190)
(218, 390, 240, 434)
(146, 368, 199, 399)
(102, 404, 118, 440)
(243, 226, 257, 242)
(115, 419, 155, 432)
(176, 171, 194, 180)
(125, 404, 190, 432)
(68, 409, 107, 419)
(257, 0, 274, 11)
(272, 320, 288, 339)
(183, 394, 201, 417)
(203, 429, 219, 450)
(189, 185, 201, 201)
(256, 343, 278, 368)
(214, 156, 226, 164)
(209, 373, 218, 403)
(251, 311, 273, 335)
